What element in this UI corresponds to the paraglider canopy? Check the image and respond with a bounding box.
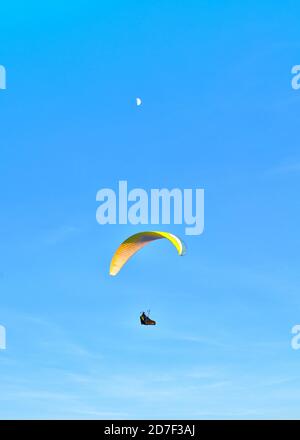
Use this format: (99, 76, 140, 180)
(109, 231, 186, 276)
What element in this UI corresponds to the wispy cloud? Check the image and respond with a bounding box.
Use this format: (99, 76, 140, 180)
(43, 226, 80, 245)
(174, 333, 233, 349)
(2, 310, 300, 419)
(266, 161, 300, 176)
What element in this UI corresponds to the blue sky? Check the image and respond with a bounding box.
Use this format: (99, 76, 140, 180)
(1, 0, 300, 419)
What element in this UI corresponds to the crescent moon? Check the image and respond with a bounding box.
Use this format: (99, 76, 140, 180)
(136, 98, 142, 106)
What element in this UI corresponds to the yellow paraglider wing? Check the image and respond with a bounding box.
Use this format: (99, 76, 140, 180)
(109, 231, 186, 276)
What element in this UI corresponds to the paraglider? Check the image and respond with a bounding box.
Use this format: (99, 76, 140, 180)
(109, 231, 186, 326)
(140, 311, 156, 326)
